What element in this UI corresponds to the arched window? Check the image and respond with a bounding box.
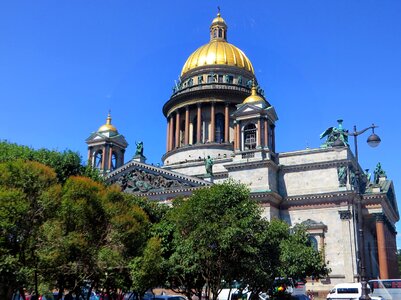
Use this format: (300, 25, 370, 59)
(308, 236, 318, 251)
(215, 113, 225, 143)
(243, 123, 257, 150)
(94, 150, 103, 169)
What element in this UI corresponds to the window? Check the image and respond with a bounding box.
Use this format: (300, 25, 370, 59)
(215, 113, 225, 143)
(243, 123, 256, 150)
(308, 236, 318, 251)
(337, 288, 359, 294)
(94, 150, 103, 169)
(110, 152, 117, 170)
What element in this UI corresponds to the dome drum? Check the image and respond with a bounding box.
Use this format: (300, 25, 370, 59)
(162, 143, 233, 166)
(163, 85, 251, 117)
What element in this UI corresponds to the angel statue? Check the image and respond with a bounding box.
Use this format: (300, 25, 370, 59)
(320, 119, 349, 148)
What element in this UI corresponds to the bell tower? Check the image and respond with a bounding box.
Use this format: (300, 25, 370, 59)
(86, 112, 128, 174)
(231, 81, 278, 158)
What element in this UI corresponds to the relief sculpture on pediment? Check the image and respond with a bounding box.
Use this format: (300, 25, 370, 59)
(114, 169, 190, 193)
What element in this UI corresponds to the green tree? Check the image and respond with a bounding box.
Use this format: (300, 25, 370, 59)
(0, 160, 59, 298)
(96, 189, 151, 299)
(37, 176, 107, 297)
(278, 224, 329, 280)
(130, 237, 165, 299)
(165, 181, 263, 300)
(163, 181, 329, 300)
(0, 141, 102, 183)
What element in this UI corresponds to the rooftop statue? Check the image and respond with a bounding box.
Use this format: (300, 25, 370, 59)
(320, 119, 349, 148)
(135, 141, 144, 157)
(374, 162, 386, 184)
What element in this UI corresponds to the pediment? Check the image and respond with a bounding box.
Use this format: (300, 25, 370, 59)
(231, 103, 265, 117)
(106, 160, 211, 198)
(86, 132, 128, 147)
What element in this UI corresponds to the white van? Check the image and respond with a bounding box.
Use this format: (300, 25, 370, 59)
(369, 279, 401, 300)
(326, 282, 382, 300)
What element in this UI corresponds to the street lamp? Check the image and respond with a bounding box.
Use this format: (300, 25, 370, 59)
(345, 124, 381, 300)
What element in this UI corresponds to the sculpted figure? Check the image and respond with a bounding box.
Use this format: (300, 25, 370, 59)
(374, 162, 386, 184)
(135, 141, 144, 157)
(337, 166, 347, 186)
(320, 120, 349, 148)
(204, 155, 214, 176)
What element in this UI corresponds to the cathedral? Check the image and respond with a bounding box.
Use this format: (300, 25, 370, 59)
(85, 12, 399, 292)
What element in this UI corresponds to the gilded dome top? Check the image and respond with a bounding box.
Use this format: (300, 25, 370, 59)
(180, 12, 254, 76)
(98, 112, 118, 133)
(243, 82, 265, 104)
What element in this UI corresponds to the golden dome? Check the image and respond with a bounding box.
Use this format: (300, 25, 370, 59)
(212, 12, 226, 25)
(98, 112, 117, 133)
(243, 82, 265, 103)
(180, 12, 254, 76)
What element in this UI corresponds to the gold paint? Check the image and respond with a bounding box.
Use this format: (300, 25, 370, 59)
(243, 82, 264, 103)
(181, 41, 254, 76)
(98, 112, 117, 132)
(181, 12, 254, 76)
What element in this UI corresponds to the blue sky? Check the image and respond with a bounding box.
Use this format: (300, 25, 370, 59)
(1, 1, 401, 245)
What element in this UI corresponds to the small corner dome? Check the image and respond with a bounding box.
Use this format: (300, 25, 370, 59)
(98, 113, 118, 133)
(243, 84, 265, 104)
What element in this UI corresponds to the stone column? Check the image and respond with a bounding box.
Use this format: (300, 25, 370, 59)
(108, 146, 113, 170)
(120, 149, 125, 167)
(375, 213, 389, 279)
(210, 102, 215, 142)
(101, 146, 106, 170)
(257, 118, 261, 148)
(166, 117, 170, 152)
(224, 103, 229, 143)
(87, 147, 92, 165)
(197, 104, 202, 143)
(175, 110, 180, 148)
(236, 121, 241, 150)
(264, 119, 268, 148)
(272, 125, 276, 152)
(169, 114, 174, 150)
(185, 106, 190, 145)
(233, 122, 237, 150)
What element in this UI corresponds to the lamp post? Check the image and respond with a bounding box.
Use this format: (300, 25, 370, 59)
(345, 124, 381, 300)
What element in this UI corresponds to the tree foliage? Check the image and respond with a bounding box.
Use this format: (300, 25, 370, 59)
(0, 141, 102, 183)
(162, 181, 329, 300)
(0, 160, 60, 298)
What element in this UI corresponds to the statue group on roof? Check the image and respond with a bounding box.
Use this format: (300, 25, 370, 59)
(320, 119, 349, 148)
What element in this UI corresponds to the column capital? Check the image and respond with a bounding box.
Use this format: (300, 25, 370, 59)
(338, 210, 352, 220)
(197, 102, 202, 108)
(374, 213, 386, 223)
